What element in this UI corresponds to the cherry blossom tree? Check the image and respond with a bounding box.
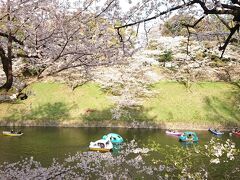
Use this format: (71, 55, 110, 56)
(0, 0, 129, 91)
(1, 0, 239, 92)
(115, 0, 240, 58)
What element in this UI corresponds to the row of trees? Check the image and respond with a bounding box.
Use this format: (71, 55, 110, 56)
(115, 0, 240, 58)
(1, 0, 240, 91)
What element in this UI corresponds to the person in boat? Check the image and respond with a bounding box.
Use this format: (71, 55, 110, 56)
(168, 129, 175, 133)
(233, 127, 240, 133)
(98, 143, 105, 148)
(235, 127, 239, 132)
(11, 130, 14, 134)
(188, 134, 193, 140)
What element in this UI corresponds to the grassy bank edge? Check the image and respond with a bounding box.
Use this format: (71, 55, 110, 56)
(0, 119, 237, 131)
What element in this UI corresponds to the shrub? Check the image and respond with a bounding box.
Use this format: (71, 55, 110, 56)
(156, 50, 173, 62)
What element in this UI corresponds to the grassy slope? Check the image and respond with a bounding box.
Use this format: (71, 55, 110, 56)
(0, 81, 239, 127)
(143, 82, 239, 126)
(0, 83, 113, 122)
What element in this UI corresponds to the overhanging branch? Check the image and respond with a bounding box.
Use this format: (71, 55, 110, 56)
(0, 31, 24, 46)
(219, 23, 240, 58)
(182, 16, 206, 55)
(114, 1, 196, 29)
(216, 15, 231, 30)
(95, 0, 115, 18)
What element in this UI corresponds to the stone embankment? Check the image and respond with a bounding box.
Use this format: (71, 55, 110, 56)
(0, 119, 235, 131)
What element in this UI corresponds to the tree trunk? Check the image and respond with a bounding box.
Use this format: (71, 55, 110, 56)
(0, 0, 13, 91)
(0, 55, 13, 91)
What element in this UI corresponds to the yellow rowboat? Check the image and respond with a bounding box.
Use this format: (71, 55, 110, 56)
(89, 147, 111, 152)
(89, 139, 113, 152)
(2, 131, 24, 137)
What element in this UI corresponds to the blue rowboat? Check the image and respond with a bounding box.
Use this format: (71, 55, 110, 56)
(208, 128, 224, 135)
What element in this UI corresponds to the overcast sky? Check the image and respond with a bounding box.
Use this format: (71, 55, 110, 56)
(65, 0, 160, 45)
(66, 0, 137, 11)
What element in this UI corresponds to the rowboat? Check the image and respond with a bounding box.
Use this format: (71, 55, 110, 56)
(2, 131, 24, 137)
(232, 130, 240, 136)
(208, 128, 224, 135)
(179, 132, 199, 142)
(165, 130, 182, 136)
(102, 133, 124, 144)
(89, 139, 113, 152)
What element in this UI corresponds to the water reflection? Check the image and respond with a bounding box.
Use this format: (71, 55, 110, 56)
(179, 141, 199, 148)
(0, 127, 239, 167)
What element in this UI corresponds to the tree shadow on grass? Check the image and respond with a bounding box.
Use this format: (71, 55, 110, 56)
(4, 102, 71, 124)
(80, 106, 166, 128)
(81, 106, 156, 122)
(204, 85, 240, 127)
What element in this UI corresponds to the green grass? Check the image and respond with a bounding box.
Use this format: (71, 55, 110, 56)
(0, 82, 113, 122)
(143, 81, 240, 126)
(0, 81, 239, 127)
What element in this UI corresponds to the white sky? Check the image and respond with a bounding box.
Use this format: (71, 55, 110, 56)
(120, 0, 139, 10)
(66, 0, 137, 11)
(66, 0, 161, 45)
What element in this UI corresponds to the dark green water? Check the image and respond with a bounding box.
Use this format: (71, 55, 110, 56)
(0, 127, 239, 167)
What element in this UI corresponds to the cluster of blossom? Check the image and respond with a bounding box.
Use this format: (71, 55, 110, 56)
(106, 62, 157, 120)
(0, 140, 165, 179)
(0, 0, 133, 88)
(148, 137, 239, 179)
(204, 138, 238, 164)
(0, 138, 239, 179)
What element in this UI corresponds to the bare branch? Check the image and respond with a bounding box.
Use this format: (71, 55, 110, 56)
(182, 15, 206, 28)
(219, 23, 240, 58)
(115, 1, 196, 29)
(195, 0, 235, 15)
(231, 0, 240, 5)
(0, 31, 24, 46)
(0, 45, 7, 60)
(95, 0, 115, 18)
(221, 3, 240, 11)
(216, 15, 231, 30)
(182, 16, 206, 55)
(0, 0, 36, 21)
(117, 28, 123, 42)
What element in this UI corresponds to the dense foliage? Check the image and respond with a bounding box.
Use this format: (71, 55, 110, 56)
(1, 0, 240, 90)
(0, 0, 130, 91)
